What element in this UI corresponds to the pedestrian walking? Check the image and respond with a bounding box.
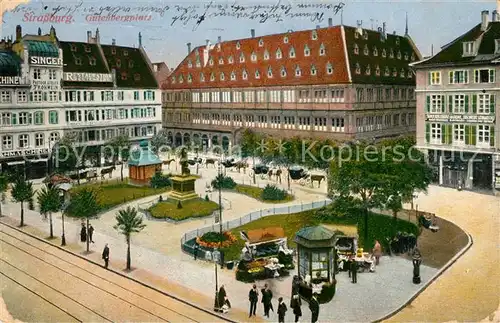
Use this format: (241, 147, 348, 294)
(248, 284, 258, 317)
(277, 297, 287, 323)
(89, 224, 95, 243)
(309, 293, 320, 323)
(350, 257, 358, 283)
(261, 283, 273, 317)
(193, 243, 199, 260)
(373, 240, 382, 265)
(290, 294, 302, 322)
(347, 256, 352, 278)
(102, 243, 110, 269)
(80, 223, 87, 243)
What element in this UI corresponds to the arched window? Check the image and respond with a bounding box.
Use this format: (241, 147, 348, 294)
(230, 71, 236, 80)
(267, 66, 273, 78)
(304, 45, 310, 56)
(220, 72, 225, 81)
(326, 62, 333, 75)
(255, 70, 260, 79)
(276, 48, 282, 59)
(289, 47, 296, 58)
(200, 73, 205, 82)
(242, 69, 248, 80)
(295, 65, 301, 77)
(281, 66, 287, 77)
(264, 50, 270, 60)
(311, 64, 317, 75)
(319, 43, 326, 56)
(251, 52, 257, 62)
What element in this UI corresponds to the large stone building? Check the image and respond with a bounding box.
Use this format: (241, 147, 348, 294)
(161, 19, 421, 150)
(412, 10, 500, 191)
(0, 26, 162, 179)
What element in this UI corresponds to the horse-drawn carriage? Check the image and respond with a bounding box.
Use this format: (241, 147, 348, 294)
(288, 166, 326, 188)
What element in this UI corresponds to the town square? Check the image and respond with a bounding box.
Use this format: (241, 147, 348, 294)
(0, 0, 499, 322)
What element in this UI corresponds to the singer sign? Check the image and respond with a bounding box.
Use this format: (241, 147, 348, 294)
(30, 56, 63, 66)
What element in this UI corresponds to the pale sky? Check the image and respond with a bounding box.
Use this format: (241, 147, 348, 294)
(2, 0, 499, 68)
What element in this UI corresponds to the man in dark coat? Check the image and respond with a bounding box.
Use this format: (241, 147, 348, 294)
(350, 257, 358, 283)
(193, 243, 199, 260)
(217, 284, 227, 310)
(89, 224, 95, 243)
(248, 284, 258, 317)
(277, 297, 287, 323)
(309, 293, 320, 323)
(290, 294, 302, 322)
(102, 243, 110, 268)
(261, 283, 273, 317)
(80, 223, 87, 243)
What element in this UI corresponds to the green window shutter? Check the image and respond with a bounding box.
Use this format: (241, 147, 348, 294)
(425, 123, 430, 143)
(474, 70, 479, 83)
(441, 96, 446, 113)
(11, 113, 17, 125)
(447, 124, 453, 144)
(449, 71, 453, 84)
(472, 94, 477, 113)
(465, 71, 469, 83)
(29, 93, 33, 102)
(490, 94, 495, 114)
(426, 96, 431, 112)
(489, 69, 495, 83)
(448, 95, 453, 113)
(152, 91, 156, 101)
(428, 72, 431, 85)
(55, 112, 58, 124)
(441, 124, 447, 144)
(491, 126, 495, 147)
(28, 113, 32, 124)
(464, 95, 469, 113)
(470, 125, 477, 145)
(465, 125, 470, 145)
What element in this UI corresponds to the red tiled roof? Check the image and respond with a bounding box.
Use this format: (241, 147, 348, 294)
(162, 26, 350, 89)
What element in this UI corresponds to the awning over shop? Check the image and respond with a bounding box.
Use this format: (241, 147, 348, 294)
(241, 227, 286, 245)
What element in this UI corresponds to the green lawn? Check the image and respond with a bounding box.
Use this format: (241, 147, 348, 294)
(220, 207, 418, 261)
(233, 185, 294, 203)
(71, 179, 170, 211)
(149, 198, 219, 221)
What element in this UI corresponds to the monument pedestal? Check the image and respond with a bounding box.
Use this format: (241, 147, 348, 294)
(168, 175, 198, 202)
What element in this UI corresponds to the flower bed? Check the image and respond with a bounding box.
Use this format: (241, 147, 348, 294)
(196, 231, 237, 249)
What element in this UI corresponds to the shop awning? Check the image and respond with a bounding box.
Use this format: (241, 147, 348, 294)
(242, 227, 286, 244)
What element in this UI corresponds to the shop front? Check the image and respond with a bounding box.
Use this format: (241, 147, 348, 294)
(0, 148, 50, 180)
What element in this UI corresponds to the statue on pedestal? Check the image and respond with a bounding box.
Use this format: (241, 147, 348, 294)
(179, 147, 190, 176)
(412, 248, 422, 284)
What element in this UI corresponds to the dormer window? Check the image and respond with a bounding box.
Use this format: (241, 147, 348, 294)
(382, 49, 387, 57)
(373, 47, 378, 56)
(355, 31, 359, 39)
(251, 52, 257, 62)
(209, 57, 214, 66)
(395, 38, 400, 45)
(111, 47, 116, 55)
(220, 72, 225, 81)
(463, 42, 474, 56)
(304, 45, 310, 56)
(71, 44, 77, 52)
(404, 53, 409, 60)
(400, 68, 405, 77)
(365, 65, 371, 75)
(407, 70, 413, 78)
(281, 66, 287, 77)
(311, 64, 317, 75)
(375, 65, 381, 76)
(230, 71, 236, 80)
(495, 39, 500, 54)
(200, 73, 205, 82)
(392, 68, 398, 77)
(210, 72, 215, 81)
(89, 57, 96, 66)
(363, 31, 368, 40)
(75, 58, 82, 65)
(217, 43, 221, 52)
(187, 73, 192, 83)
(295, 65, 301, 77)
(259, 38, 264, 47)
(276, 48, 282, 59)
(355, 63, 361, 75)
(312, 30, 318, 40)
(239, 52, 245, 63)
(284, 36, 289, 43)
(85, 45, 91, 53)
(289, 47, 296, 58)
(384, 67, 390, 76)
(319, 43, 326, 56)
(397, 51, 402, 59)
(128, 60, 134, 68)
(228, 55, 234, 64)
(196, 58, 201, 67)
(264, 50, 270, 60)
(179, 75, 184, 83)
(242, 69, 248, 80)
(255, 70, 260, 79)
(188, 60, 192, 68)
(236, 41, 241, 49)
(354, 44, 359, 55)
(363, 44, 369, 55)
(389, 49, 394, 58)
(326, 62, 333, 75)
(134, 73, 140, 81)
(123, 50, 128, 56)
(116, 59, 121, 68)
(267, 66, 273, 78)
(219, 57, 224, 65)
(171, 76, 176, 84)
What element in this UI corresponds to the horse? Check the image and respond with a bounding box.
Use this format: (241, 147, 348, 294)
(85, 169, 98, 181)
(205, 158, 216, 168)
(309, 174, 326, 188)
(267, 168, 283, 183)
(162, 158, 175, 168)
(100, 166, 115, 179)
(233, 161, 248, 173)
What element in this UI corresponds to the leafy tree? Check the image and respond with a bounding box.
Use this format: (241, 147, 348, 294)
(66, 188, 100, 252)
(240, 129, 262, 184)
(114, 206, 146, 270)
(150, 129, 169, 155)
(11, 177, 35, 227)
(37, 185, 61, 239)
(0, 174, 8, 216)
(105, 134, 130, 181)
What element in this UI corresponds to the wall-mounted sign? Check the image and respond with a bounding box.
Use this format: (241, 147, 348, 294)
(30, 56, 63, 66)
(427, 114, 495, 124)
(32, 80, 59, 91)
(63, 72, 113, 83)
(1, 148, 49, 159)
(0, 76, 22, 85)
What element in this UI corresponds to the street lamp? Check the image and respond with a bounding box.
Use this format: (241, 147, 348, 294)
(212, 247, 221, 312)
(58, 188, 70, 246)
(218, 161, 223, 234)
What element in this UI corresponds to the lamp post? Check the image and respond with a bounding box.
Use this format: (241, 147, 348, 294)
(218, 161, 223, 234)
(59, 188, 70, 246)
(212, 247, 221, 312)
(412, 248, 422, 284)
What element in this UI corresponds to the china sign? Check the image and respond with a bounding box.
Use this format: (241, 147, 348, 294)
(427, 114, 495, 123)
(32, 80, 59, 91)
(0, 76, 22, 85)
(1, 148, 49, 159)
(63, 72, 113, 83)
(30, 56, 63, 66)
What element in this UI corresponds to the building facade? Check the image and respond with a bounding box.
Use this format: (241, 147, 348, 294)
(161, 19, 421, 150)
(0, 26, 162, 179)
(412, 10, 500, 191)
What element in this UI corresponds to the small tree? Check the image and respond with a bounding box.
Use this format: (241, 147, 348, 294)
(11, 177, 34, 227)
(150, 129, 169, 155)
(106, 134, 130, 181)
(0, 174, 8, 216)
(66, 188, 100, 252)
(240, 129, 261, 184)
(37, 185, 61, 239)
(114, 206, 146, 270)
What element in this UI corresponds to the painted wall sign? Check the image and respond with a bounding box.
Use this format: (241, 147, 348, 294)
(0, 76, 22, 85)
(32, 80, 59, 91)
(63, 72, 113, 82)
(30, 56, 63, 66)
(427, 114, 495, 123)
(0, 148, 49, 159)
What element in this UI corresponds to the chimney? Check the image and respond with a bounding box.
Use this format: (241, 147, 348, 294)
(316, 25, 320, 29)
(493, 10, 498, 22)
(87, 31, 92, 43)
(38, 27, 41, 35)
(16, 25, 22, 41)
(138, 32, 142, 47)
(217, 36, 221, 43)
(112, 39, 116, 45)
(481, 10, 489, 31)
(381, 22, 387, 40)
(95, 28, 100, 43)
(328, 18, 333, 27)
(251, 29, 255, 38)
(187, 42, 192, 54)
(206, 39, 210, 48)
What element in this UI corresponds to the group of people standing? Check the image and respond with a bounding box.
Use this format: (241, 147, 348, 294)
(79, 223, 95, 244)
(248, 284, 320, 323)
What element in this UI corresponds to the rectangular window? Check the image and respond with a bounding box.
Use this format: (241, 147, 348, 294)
(101, 91, 113, 101)
(430, 123, 441, 143)
(474, 69, 495, 83)
(2, 135, 12, 150)
(453, 94, 466, 113)
(1, 113, 11, 125)
(18, 112, 31, 125)
(429, 71, 441, 85)
(83, 91, 95, 101)
(211, 92, 220, 103)
(478, 94, 491, 114)
(34, 111, 44, 125)
(33, 69, 41, 80)
(49, 70, 57, 80)
(463, 42, 474, 56)
(35, 133, 44, 147)
(31, 91, 43, 102)
(477, 125, 490, 146)
(144, 90, 155, 101)
(49, 111, 58, 124)
(17, 91, 27, 103)
(117, 91, 124, 101)
(18, 134, 29, 148)
(453, 124, 465, 143)
(393, 114, 400, 126)
(48, 91, 58, 102)
(0, 91, 12, 103)
(449, 70, 468, 84)
(134, 91, 140, 100)
(429, 95, 444, 113)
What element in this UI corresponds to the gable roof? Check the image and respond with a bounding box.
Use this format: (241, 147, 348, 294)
(413, 22, 500, 68)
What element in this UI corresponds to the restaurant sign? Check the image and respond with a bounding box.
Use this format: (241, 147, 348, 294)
(30, 56, 63, 66)
(63, 72, 113, 83)
(1, 148, 49, 159)
(32, 80, 59, 91)
(427, 114, 495, 123)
